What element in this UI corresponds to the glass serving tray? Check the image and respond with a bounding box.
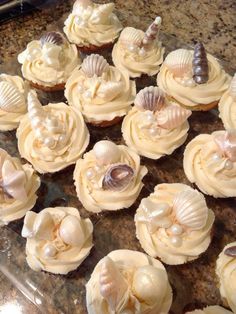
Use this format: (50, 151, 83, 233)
(0, 14, 235, 314)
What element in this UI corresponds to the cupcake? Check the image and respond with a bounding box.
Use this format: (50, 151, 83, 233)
(157, 43, 230, 111)
(65, 54, 136, 127)
(17, 90, 89, 174)
(135, 183, 214, 265)
(219, 73, 236, 129)
(216, 242, 236, 313)
(183, 130, 236, 197)
(22, 206, 93, 274)
(186, 306, 233, 314)
(18, 31, 80, 91)
(0, 148, 40, 225)
(86, 249, 173, 314)
(122, 86, 191, 159)
(112, 17, 165, 78)
(73, 140, 148, 213)
(63, 0, 122, 53)
(0, 74, 29, 131)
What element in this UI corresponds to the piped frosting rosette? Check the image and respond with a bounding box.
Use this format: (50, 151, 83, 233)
(86, 249, 172, 314)
(18, 31, 80, 88)
(22, 207, 93, 274)
(122, 86, 191, 159)
(0, 148, 40, 225)
(17, 90, 89, 174)
(65, 54, 136, 124)
(186, 306, 233, 314)
(216, 242, 236, 313)
(219, 73, 236, 129)
(73, 140, 148, 213)
(184, 130, 236, 197)
(135, 183, 214, 265)
(0, 74, 29, 131)
(64, 0, 122, 48)
(112, 17, 165, 78)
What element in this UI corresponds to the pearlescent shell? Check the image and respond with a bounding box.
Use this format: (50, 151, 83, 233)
(73, 0, 92, 11)
(214, 131, 236, 162)
(224, 245, 236, 257)
(119, 27, 143, 48)
(34, 211, 55, 241)
(0, 81, 25, 113)
(93, 3, 114, 18)
(134, 86, 165, 112)
(59, 215, 85, 247)
(93, 141, 120, 165)
(98, 81, 123, 99)
(156, 105, 191, 129)
(164, 49, 192, 77)
(81, 54, 109, 78)
(102, 164, 134, 191)
(229, 73, 236, 98)
(40, 31, 64, 47)
(173, 189, 208, 230)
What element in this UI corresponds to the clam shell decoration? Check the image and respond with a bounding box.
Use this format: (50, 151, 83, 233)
(164, 49, 192, 77)
(229, 73, 236, 98)
(173, 189, 208, 230)
(81, 54, 109, 78)
(59, 215, 85, 248)
(156, 105, 191, 129)
(102, 164, 134, 191)
(0, 81, 26, 113)
(134, 86, 165, 112)
(224, 245, 236, 257)
(119, 27, 143, 48)
(40, 31, 64, 47)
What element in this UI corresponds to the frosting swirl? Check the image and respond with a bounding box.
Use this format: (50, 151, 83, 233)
(186, 306, 233, 314)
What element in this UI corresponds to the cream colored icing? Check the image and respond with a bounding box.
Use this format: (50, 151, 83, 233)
(73, 143, 148, 213)
(22, 207, 93, 274)
(219, 90, 236, 129)
(86, 249, 173, 314)
(216, 242, 236, 313)
(157, 50, 230, 107)
(0, 148, 40, 225)
(183, 131, 236, 197)
(63, 2, 122, 47)
(186, 306, 233, 314)
(135, 183, 214, 265)
(65, 65, 136, 123)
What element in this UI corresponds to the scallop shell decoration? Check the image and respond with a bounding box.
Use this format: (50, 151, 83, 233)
(156, 105, 191, 129)
(173, 189, 208, 230)
(40, 31, 65, 47)
(102, 164, 134, 191)
(164, 49, 192, 77)
(0, 81, 26, 113)
(134, 86, 165, 112)
(81, 54, 109, 78)
(229, 73, 236, 99)
(119, 27, 143, 48)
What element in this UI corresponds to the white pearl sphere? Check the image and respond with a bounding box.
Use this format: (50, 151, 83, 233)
(170, 236, 182, 247)
(139, 47, 146, 57)
(225, 160, 233, 170)
(128, 45, 136, 53)
(35, 128, 44, 139)
(212, 153, 221, 162)
(77, 84, 83, 92)
(86, 168, 95, 180)
(44, 137, 55, 148)
(58, 134, 66, 143)
(59, 215, 84, 248)
(170, 224, 183, 235)
(84, 90, 92, 99)
(93, 141, 120, 166)
(149, 128, 158, 136)
(43, 243, 57, 258)
(146, 112, 155, 123)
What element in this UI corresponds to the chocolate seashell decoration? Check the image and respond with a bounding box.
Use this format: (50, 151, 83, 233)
(224, 246, 236, 257)
(102, 164, 134, 191)
(192, 42, 209, 84)
(134, 86, 165, 112)
(40, 32, 65, 47)
(81, 54, 109, 78)
(141, 16, 162, 48)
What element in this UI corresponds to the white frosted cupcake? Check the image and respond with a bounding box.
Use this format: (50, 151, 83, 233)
(0, 148, 40, 225)
(86, 249, 172, 314)
(112, 17, 164, 78)
(122, 86, 191, 159)
(22, 206, 93, 275)
(184, 130, 236, 197)
(216, 242, 236, 313)
(186, 306, 233, 314)
(65, 54, 136, 126)
(64, 0, 122, 53)
(73, 140, 148, 213)
(135, 183, 214, 265)
(17, 90, 89, 174)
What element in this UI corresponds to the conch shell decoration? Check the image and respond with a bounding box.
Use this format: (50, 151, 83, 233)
(192, 42, 209, 84)
(141, 16, 162, 48)
(229, 73, 236, 99)
(214, 130, 236, 162)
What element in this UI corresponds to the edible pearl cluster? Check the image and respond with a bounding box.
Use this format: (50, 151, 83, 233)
(127, 44, 147, 57)
(208, 152, 234, 170)
(140, 111, 161, 137)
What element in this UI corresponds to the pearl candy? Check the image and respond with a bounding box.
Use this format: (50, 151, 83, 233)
(43, 243, 57, 258)
(149, 127, 159, 136)
(225, 160, 233, 170)
(44, 137, 56, 148)
(212, 153, 221, 162)
(170, 224, 183, 235)
(86, 168, 95, 180)
(170, 236, 182, 247)
(93, 141, 121, 166)
(139, 47, 146, 57)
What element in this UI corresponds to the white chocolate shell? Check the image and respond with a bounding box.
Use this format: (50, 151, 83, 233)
(173, 189, 208, 230)
(214, 130, 236, 162)
(22, 211, 37, 238)
(156, 105, 191, 129)
(119, 27, 143, 48)
(73, 0, 92, 11)
(164, 49, 192, 77)
(93, 140, 121, 166)
(0, 81, 26, 113)
(91, 3, 114, 21)
(40, 31, 64, 47)
(81, 54, 109, 78)
(229, 73, 236, 98)
(134, 86, 165, 112)
(33, 211, 55, 241)
(59, 215, 85, 248)
(97, 81, 123, 99)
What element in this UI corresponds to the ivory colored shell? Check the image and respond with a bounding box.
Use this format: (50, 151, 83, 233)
(33, 211, 55, 241)
(156, 105, 191, 129)
(164, 49, 192, 77)
(102, 164, 134, 191)
(93, 3, 114, 18)
(73, 0, 92, 11)
(93, 141, 121, 166)
(134, 86, 165, 112)
(81, 54, 109, 78)
(59, 215, 85, 247)
(229, 73, 236, 98)
(98, 81, 123, 99)
(173, 189, 208, 230)
(214, 130, 236, 162)
(0, 81, 25, 113)
(40, 31, 64, 47)
(119, 27, 143, 48)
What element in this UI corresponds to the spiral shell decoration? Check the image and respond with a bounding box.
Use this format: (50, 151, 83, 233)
(40, 31, 65, 47)
(173, 189, 208, 230)
(102, 164, 134, 191)
(81, 54, 109, 78)
(141, 16, 162, 48)
(156, 105, 191, 129)
(192, 42, 209, 84)
(134, 86, 165, 112)
(119, 27, 143, 48)
(229, 73, 236, 98)
(224, 245, 236, 257)
(164, 49, 192, 77)
(0, 81, 26, 113)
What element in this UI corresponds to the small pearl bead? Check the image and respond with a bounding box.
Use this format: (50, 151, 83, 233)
(170, 236, 182, 247)
(43, 243, 57, 258)
(94, 165, 101, 172)
(84, 90, 92, 99)
(86, 168, 95, 180)
(225, 160, 233, 170)
(185, 79, 195, 87)
(149, 128, 158, 136)
(170, 224, 183, 235)
(128, 45, 136, 53)
(146, 112, 155, 122)
(139, 48, 146, 57)
(44, 137, 55, 148)
(212, 153, 221, 162)
(35, 128, 43, 139)
(75, 16, 81, 25)
(77, 84, 83, 92)
(58, 134, 66, 143)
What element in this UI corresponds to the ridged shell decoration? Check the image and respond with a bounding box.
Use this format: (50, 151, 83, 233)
(141, 16, 162, 48)
(119, 27, 143, 48)
(99, 256, 128, 311)
(90, 3, 114, 24)
(59, 215, 85, 248)
(229, 73, 236, 99)
(40, 31, 65, 47)
(164, 49, 192, 77)
(102, 164, 134, 191)
(224, 245, 236, 257)
(156, 105, 191, 129)
(214, 130, 236, 162)
(173, 189, 208, 230)
(0, 81, 26, 113)
(81, 54, 109, 78)
(134, 86, 166, 112)
(192, 42, 209, 84)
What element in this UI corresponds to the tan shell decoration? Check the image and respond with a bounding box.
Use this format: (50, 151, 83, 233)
(119, 27, 143, 48)
(102, 164, 134, 191)
(156, 105, 191, 129)
(229, 73, 236, 98)
(0, 81, 26, 113)
(81, 54, 109, 78)
(134, 86, 165, 112)
(165, 49, 192, 77)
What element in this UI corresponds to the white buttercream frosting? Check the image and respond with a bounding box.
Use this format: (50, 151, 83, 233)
(186, 306, 233, 314)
